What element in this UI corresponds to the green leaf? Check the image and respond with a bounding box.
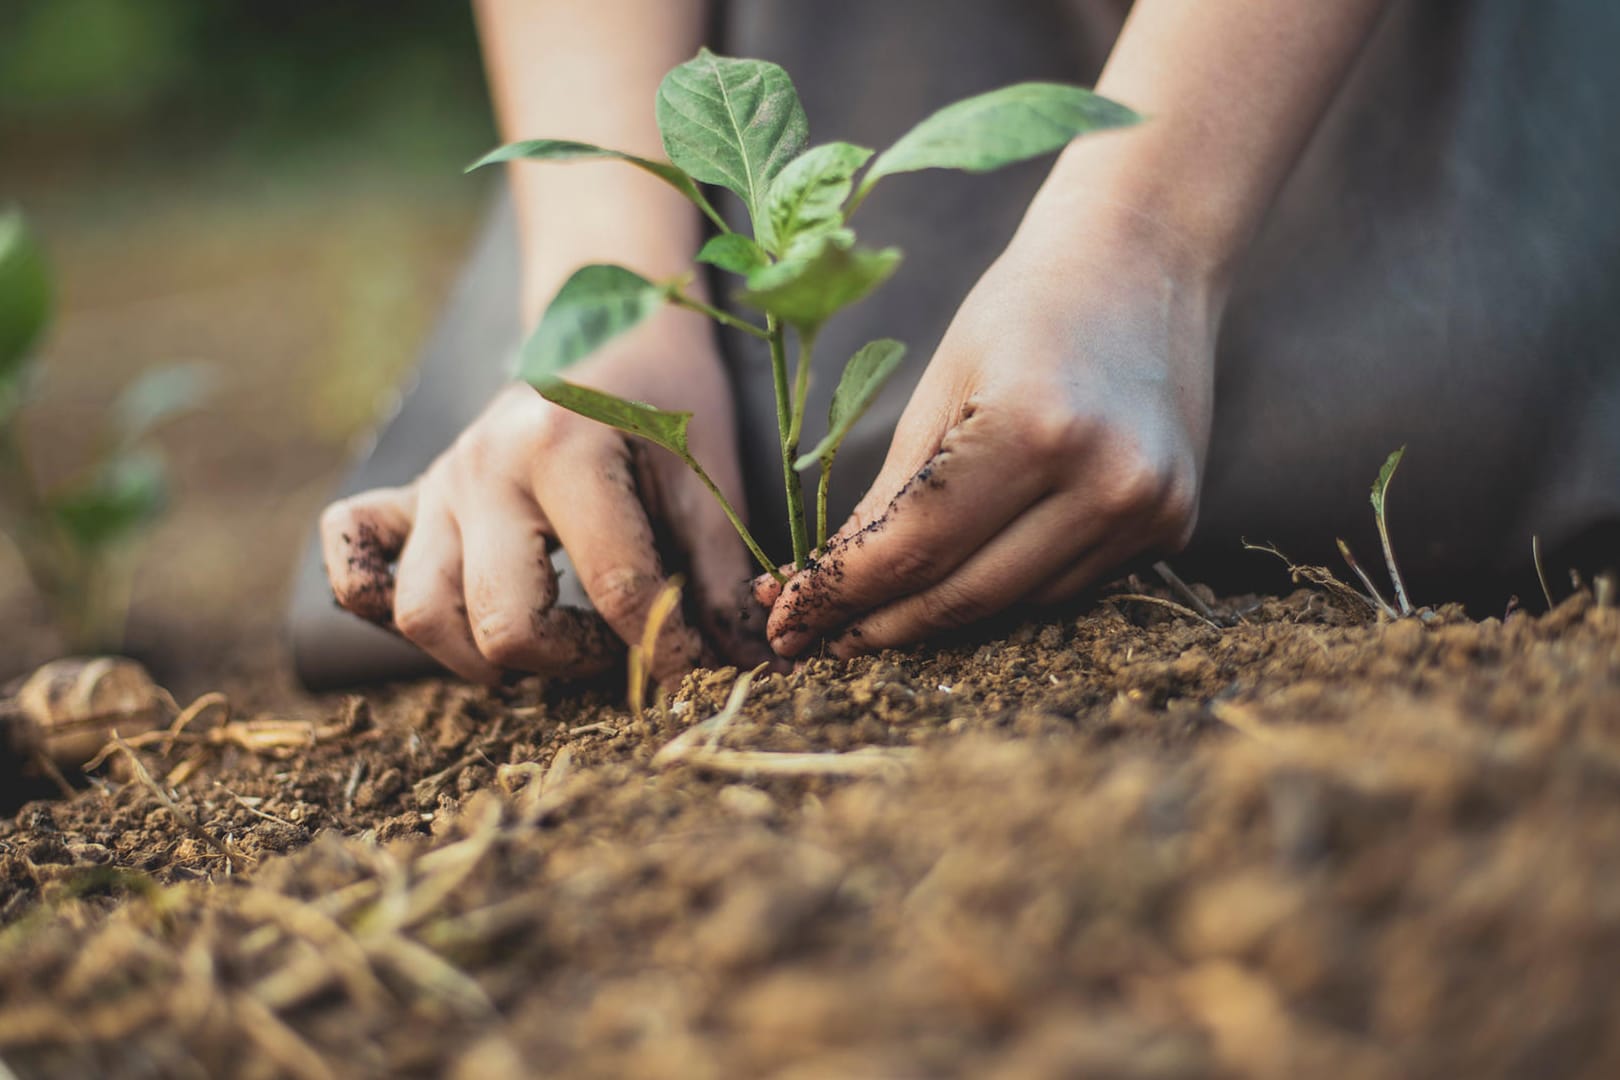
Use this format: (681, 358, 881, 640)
(696, 233, 769, 276)
(534, 379, 693, 461)
(858, 83, 1139, 200)
(49, 451, 168, 551)
(796, 339, 907, 469)
(468, 139, 725, 229)
(737, 233, 901, 334)
(115, 363, 213, 445)
(0, 208, 52, 400)
(1370, 445, 1405, 519)
(761, 141, 872, 255)
(655, 49, 808, 240)
(519, 265, 666, 383)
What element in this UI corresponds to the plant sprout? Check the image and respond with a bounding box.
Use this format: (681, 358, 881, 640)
(0, 208, 209, 651)
(472, 50, 1139, 581)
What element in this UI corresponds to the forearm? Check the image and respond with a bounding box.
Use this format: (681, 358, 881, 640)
(1028, 0, 1389, 289)
(473, 0, 709, 326)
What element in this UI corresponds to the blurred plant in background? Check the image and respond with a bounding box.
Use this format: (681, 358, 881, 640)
(0, 0, 492, 188)
(0, 210, 209, 652)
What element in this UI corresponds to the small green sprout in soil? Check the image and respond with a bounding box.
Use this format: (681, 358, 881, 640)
(0, 209, 209, 652)
(472, 50, 1139, 581)
(1337, 446, 1413, 619)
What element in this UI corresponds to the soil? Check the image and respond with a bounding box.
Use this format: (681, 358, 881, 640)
(2, 189, 1619, 1079)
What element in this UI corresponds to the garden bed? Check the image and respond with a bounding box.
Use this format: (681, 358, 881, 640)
(0, 581, 1615, 1078)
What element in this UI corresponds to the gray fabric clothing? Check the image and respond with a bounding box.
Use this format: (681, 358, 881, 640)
(289, 0, 1620, 688)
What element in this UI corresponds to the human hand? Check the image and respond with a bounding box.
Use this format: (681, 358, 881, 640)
(756, 212, 1219, 658)
(321, 309, 761, 685)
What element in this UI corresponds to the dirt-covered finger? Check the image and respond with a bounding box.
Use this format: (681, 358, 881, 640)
(828, 498, 1097, 658)
(535, 443, 704, 682)
(320, 486, 415, 625)
(454, 482, 569, 671)
(391, 500, 502, 685)
(766, 439, 1047, 656)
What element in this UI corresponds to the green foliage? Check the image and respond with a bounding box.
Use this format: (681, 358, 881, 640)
(482, 52, 1139, 574)
(855, 82, 1142, 206)
(761, 141, 873, 256)
(1369, 446, 1413, 615)
(468, 139, 725, 230)
(797, 340, 908, 471)
(518, 265, 668, 385)
(655, 49, 808, 241)
(696, 234, 768, 276)
(0, 211, 205, 651)
(0, 209, 52, 414)
(48, 451, 168, 551)
(738, 233, 901, 336)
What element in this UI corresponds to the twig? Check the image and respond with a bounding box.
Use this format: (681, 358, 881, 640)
(1151, 561, 1227, 624)
(661, 745, 917, 779)
(1242, 538, 1375, 614)
(1336, 539, 1401, 620)
(1532, 534, 1555, 611)
(109, 732, 246, 872)
(342, 759, 366, 813)
(412, 719, 504, 809)
(567, 721, 616, 737)
(651, 663, 768, 769)
(219, 785, 300, 830)
(1106, 593, 1220, 630)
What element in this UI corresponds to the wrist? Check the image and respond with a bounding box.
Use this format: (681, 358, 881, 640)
(1027, 132, 1253, 298)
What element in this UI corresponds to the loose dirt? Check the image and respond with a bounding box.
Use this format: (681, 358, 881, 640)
(0, 580, 1615, 1079)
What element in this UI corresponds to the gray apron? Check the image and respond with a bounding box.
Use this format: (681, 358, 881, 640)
(289, 0, 1620, 687)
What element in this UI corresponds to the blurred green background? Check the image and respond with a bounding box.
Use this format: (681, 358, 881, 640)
(0, 1, 501, 699)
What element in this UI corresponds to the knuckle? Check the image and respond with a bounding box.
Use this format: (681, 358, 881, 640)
(1022, 407, 1093, 459)
(587, 566, 655, 629)
(471, 610, 536, 668)
(1099, 452, 1169, 517)
(916, 582, 988, 632)
(885, 545, 940, 592)
(392, 591, 441, 644)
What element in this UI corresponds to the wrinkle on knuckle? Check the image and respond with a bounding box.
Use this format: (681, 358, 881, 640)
(471, 609, 537, 668)
(392, 594, 441, 645)
(587, 566, 655, 630)
(917, 581, 988, 632)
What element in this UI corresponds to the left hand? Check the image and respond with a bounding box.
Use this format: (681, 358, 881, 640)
(756, 210, 1221, 658)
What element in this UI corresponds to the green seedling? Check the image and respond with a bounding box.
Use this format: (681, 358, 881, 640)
(0, 209, 210, 651)
(472, 50, 1139, 581)
(1336, 447, 1413, 619)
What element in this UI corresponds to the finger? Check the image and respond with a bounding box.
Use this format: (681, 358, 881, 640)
(1023, 540, 1152, 607)
(654, 462, 770, 665)
(391, 493, 503, 685)
(454, 480, 612, 675)
(827, 496, 1102, 658)
(536, 442, 704, 683)
(766, 414, 1050, 655)
(751, 566, 794, 609)
(320, 486, 415, 624)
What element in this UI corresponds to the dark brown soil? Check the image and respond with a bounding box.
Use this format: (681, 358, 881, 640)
(0, 582, 1615, 1079)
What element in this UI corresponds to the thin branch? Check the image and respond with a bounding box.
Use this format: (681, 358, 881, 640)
(1105, 593, 1220, 630)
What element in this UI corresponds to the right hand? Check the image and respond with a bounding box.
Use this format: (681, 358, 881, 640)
(320, 309, 760, 685)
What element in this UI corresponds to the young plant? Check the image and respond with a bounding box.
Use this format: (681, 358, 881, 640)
(472, 50, 1139, 581)
(0, 209, 210, 652)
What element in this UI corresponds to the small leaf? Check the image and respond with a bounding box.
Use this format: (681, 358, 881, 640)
(115, 363, 213, 445)
(533, 379, 693, 461)
(860, 83, 1139, 196)
(738, 234, 901, 334)
(0, 208, 52, 400)
(761, 141, 872, 255)
(796, 339, 907, 469)
(519, 265, 667, 383)
(1370, 445, 1405, 518)
(49, 451, 168, 551)
(696, 234, 768, 276)
(656, 49, 808, 237)
(469, 139, 724, 228)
